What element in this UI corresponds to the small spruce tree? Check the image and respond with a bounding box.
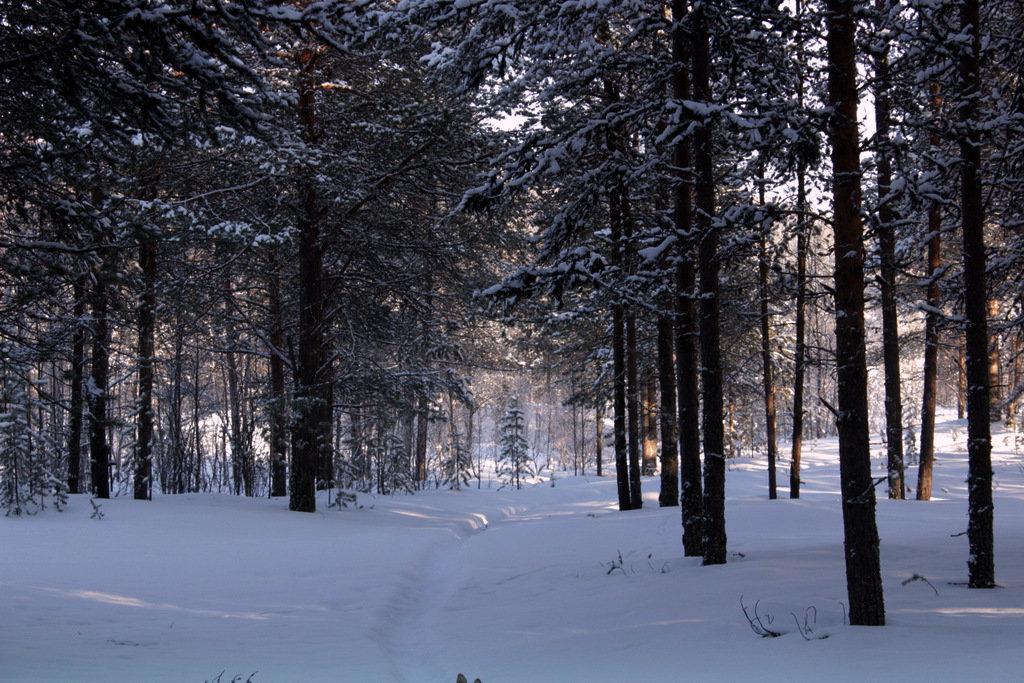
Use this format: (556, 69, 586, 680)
(498, 397, 533, 490)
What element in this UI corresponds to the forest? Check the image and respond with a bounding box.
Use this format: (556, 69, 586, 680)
(1, 0, 1023, 635)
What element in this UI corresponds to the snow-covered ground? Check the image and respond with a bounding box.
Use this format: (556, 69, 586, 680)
(4, 414, 1024, 682)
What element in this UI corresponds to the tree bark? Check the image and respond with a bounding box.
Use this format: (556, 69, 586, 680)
(88, 275, 111, 500)
(134, 239, 156, 500)
(693, 1, 726, 566)
(268, 264, 288, 498)
(595, 404, 604, 478)
(756, 165, 779, 500)
(988, 299, 1001, 422)
(917, 200, 941, 501)
(959, 0, 995, 589)
(626, 313, 643, 508)
(415, 395, 428, 485)
(790, 0, 810, 500)
(657, 316, 679, 506)
(290, 45, 325, 513)
(612, 301, 631, 510)
(642, 363, 659, 477)
(918, 83, 943, 501)
(873, 0, 905, 499)
(827, 0, 885, 625)
(68, 277, 86, 494)
(673, 0, 703, 556)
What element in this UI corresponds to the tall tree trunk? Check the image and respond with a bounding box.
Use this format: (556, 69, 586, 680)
(134, 239, 156, 500)
(192, 342, 204, 492)
(957, 346, 967, 419)
(68, 277, 86, 494)
(626, 314, 643, 508)
(673, 0, 703, 556)
(595, 404, 604, 477)
(268, 265, 288, 498)
(917, 200, 941, 501)
(642, 364, 659, 476)
(791, 166, 809, 499)
(959, 0, 994, 589)
(988, 299, 1002, 422)
(657, 316, 679, 506)
(873, 0, 905, 499)
(756, 164, 779, 500)
(693, 1, 726, 566)
(169, 326, 185, 494)
(918, 84, 943, 501)
(226, 346, 245, 496)
(612, 301, 630, 510)
(415, 395, 428, 485)
(827, 0, 885, 625)
(290, 45, 325, 512)
(88, 276, 111, 499)
(790, 0, 809, 500)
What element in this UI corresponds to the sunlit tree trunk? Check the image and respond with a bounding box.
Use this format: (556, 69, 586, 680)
(642, 364, 659, 477)
(918, 83, 943, 501)
(988, 299, 1002, 422)
(827, 0, 885, 625)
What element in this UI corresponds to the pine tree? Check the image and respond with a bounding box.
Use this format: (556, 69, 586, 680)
(498, 397, 533, 490)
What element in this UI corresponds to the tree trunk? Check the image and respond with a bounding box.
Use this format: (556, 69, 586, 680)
(957, 346, 967, 419)
(642, 363, 659, 476)
(595, 404, 604, 477)
(918, 85, 943, 501)
(657, 316, 679, 506)
(290, 45, 326, 513)
(88, 276, 111, 500)
(756, 165, 779, 500)
(790, 0, 809, 501)
(612, 301, 630, 510)
(415, 395, 428, 485)
(626, 314, 643, 508)
(959, 0, 994, 589)
(673, 0, 703, 556)
(693, 1, 726, 566)
(873, 0, 905, 499)
(988, 299, 1002, 422)
(791, 165, 809, 499)
(68, 277, 86, 494)
(134, 239, 156, 500)
(268, 264, 288, 498)
(917, 199, 941, 501)
(827, 0, 885, 625)
(192, 342, 204, 492)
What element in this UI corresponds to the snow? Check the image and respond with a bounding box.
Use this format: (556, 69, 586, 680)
(4, 414, 1024, 681)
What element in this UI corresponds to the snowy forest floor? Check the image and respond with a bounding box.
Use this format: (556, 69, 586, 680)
(4, 413, 1024, 682)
